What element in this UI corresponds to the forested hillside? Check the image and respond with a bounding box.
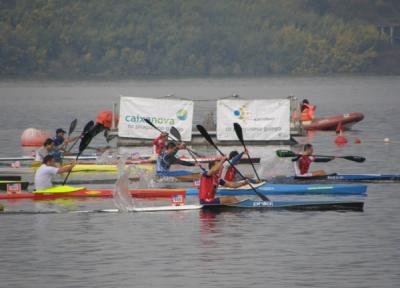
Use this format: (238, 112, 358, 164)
(0, 0, 398, 78)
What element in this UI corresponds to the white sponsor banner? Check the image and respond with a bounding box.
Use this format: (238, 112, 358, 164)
(118, 96, 194, 141)
(217, 99, 290, 141)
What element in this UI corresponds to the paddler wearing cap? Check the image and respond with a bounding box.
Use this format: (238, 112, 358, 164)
(53, 128, 80, 149)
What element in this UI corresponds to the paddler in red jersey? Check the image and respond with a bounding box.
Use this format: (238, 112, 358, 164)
(199, 156, 250, 205)
(152, 132, 168, 155)
(293, 144, 335, 177)
(221, 149, 246, 181)
(301, 99, 316, 123)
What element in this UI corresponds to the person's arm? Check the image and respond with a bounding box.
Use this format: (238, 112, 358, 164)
(57, 163, 75, 174)
(207, 157, 227, 176)
(230, 151, 244, 165)
(219, 178, 248, 188)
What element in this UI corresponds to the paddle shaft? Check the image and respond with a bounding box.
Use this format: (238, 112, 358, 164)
(196, 125, 269, 201)
(233, 123, 261, 181)
(170, 127, 205, 171)
(144, 119, 203, 158)
(276, 150, 365, 163)
(61, 154, 79, 185)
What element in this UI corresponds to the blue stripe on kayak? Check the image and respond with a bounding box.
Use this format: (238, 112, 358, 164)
(267, 174, 400, 182)
(185, 183, 367, 196)
(156, 170, 194, 177)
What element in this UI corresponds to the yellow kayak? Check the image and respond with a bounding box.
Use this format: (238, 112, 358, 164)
(31, 163, 154, 173)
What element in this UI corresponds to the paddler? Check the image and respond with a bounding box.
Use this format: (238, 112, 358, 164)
(293, 144, 334, 177)
(301, 99, 316, 123)
(35, 138, 59, 162)
(152, 132, 168, 155)
(221, 149, 247, 181)
(53, 128, 80, 149)
(34, 155, 76, 190)
(156, 141, 195, 175)
(199, 156, 250, 205)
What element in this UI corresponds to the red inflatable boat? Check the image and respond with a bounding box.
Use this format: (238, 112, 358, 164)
(302, 112, 364, 131)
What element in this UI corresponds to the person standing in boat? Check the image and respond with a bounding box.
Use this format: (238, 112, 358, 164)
(152, 132, 168, 155)
(199, 156, 250, 205)
(156, 141, 195, 175)
(301, 99, 316, 123)
(34, 155, 75, 191)
(293, 144, 334, 177)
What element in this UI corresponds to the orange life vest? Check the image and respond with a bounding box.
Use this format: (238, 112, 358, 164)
(301, 104, 316, 121)
(199, 174, 219, 203)
(224, 166, 236, 181)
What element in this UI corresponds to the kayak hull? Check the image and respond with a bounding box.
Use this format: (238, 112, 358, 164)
(203, 199, 364, 211)
(268, 174, 400, 183)
(303, 112, 364, 131)
(0, 187, 186, 200)
(186, 182, 367, 196)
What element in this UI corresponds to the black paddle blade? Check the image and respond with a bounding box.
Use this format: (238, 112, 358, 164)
(170, 126, 181, 142)
(83, 120, 94, 134)
(68, 119, 78, 136)
(79, 132, 93, 153)
(233, 123, 244, 145)
(144, 118, 159, 131)
(196, 125, 215, 147)
(342, 156, 366, 163)
(276, 150, 297, 157)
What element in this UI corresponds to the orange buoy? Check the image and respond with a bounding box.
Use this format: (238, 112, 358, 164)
(335, 129, 348, 145)
(335, 135, 348, 145)
(354, 137, 362, 144)
(20, 128, 51, 147)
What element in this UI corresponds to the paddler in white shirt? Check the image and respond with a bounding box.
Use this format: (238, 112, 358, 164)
(34, 155, 76, 191)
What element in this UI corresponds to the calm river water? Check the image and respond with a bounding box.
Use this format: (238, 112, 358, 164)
(0, 77, 399, 288)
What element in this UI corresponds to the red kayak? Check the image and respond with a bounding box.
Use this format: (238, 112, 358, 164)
(303, 112, 364, 131)
(0, 188, 186, 200)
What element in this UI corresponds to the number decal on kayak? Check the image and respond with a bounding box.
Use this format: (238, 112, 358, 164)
(252, 201, 272, 207)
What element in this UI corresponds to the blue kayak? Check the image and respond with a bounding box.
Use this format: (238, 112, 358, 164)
(266, 174, 400, 183)
(186, 182, 367, 196)
(203, 199, 364, 211)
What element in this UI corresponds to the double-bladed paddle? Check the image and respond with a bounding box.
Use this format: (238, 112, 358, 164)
(196, 124, 270, 201)
(62, 129, 95, 185)
(233, 123, 261, 181)
(67, 120, 94, 152)
(170, 126, 205, 171)
(276, 149, 366, 163)
(143, 118, 203, 158)
(68, 119, 78, 138)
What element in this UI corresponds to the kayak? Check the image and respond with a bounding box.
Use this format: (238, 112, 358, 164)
(303, 112, 364, 131)
(0, 186, 186, 200)
(267, 174, 400, 183)
(2, 155, 260, 165)
(202, 199, 364, 211)
(156, 170, 200, 182)
(186, 182, 367, 196)
(0, 181, 367, 200)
